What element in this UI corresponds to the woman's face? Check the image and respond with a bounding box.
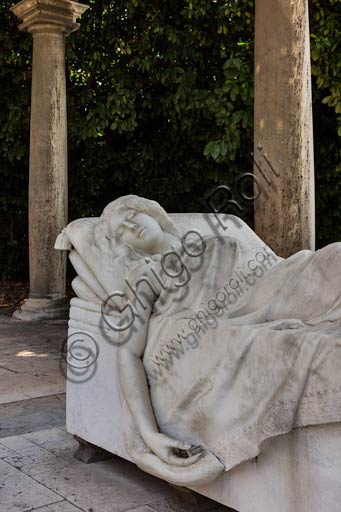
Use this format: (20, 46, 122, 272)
(113, 210, 164, 252)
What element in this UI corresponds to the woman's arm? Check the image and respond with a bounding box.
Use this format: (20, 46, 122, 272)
(117, 289, 202, 466)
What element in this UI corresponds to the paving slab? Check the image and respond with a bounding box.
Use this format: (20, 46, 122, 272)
(129, 507, 155, 512)
(24, 427, 73, 445)
(0, 429, 74, 456)
(0, 442, 16, 458)
(0, 319, 67, 405)
(0, 458, 63, 511)
(0, 435, 40, 452)
(3, 445, 73, 477)
(23, 427, 77, 462)
(32, 457, 175, 512)
(0, 372, 63, 404)
(1, 430, 79, 483)
(0, 395, 66, 438)
(148, 495, 226, 512)
(30, 501, 84, 511)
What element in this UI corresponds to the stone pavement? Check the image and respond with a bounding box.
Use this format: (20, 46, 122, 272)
(0, 313, 231, 511)
(0, 314, 66, 406)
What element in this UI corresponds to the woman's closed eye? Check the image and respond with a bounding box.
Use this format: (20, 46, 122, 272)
(126, 212, 136, 221)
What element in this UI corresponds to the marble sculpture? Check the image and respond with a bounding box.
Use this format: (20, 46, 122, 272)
(55, 195, 341, 486)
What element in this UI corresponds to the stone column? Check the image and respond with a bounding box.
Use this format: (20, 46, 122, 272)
(254, 0, 315, 257)
(11, 0, 88, 320)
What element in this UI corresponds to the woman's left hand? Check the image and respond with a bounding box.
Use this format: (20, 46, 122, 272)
(142, 431, 204, 466)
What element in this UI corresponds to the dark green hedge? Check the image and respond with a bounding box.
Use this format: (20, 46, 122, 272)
(0, 0, 340, 279)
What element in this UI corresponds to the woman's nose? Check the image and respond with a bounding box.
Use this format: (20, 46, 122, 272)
(125, 221, 139, 231)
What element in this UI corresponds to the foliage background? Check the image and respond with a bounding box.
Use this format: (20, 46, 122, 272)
(0, 0, 340, 279)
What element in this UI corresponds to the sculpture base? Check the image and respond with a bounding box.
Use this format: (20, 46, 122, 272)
(12, 298, 69, 321)
(66, 303, 341, 512)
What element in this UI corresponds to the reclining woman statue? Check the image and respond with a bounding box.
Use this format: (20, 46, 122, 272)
(57, 195, 341, 486)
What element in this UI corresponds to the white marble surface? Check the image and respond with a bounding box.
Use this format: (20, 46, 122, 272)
(66, 307, 341, 511)
(60, 199, 341, 511)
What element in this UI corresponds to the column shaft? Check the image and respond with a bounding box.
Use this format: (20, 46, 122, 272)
(254, 0, 315, 257)
(29, 32, 67, 299)
(10, 0, 89, 320)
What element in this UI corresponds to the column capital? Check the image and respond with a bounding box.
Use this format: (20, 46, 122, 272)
(10, 0, 89, 35)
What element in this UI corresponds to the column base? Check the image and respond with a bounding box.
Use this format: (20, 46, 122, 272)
(12, 297, 69, 321)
